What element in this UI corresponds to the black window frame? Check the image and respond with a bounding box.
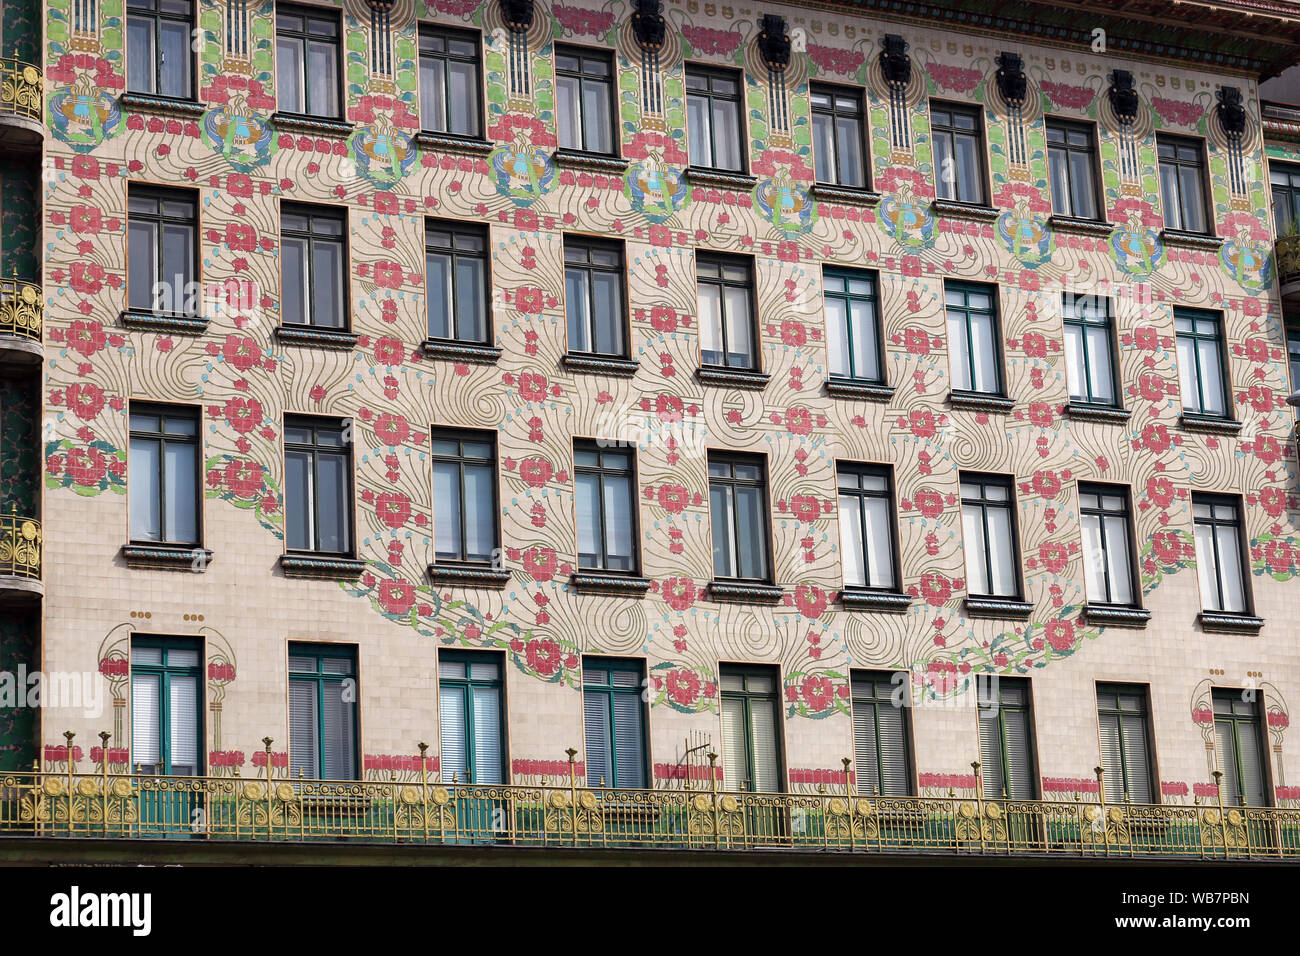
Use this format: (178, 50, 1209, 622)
(1174, 307, 1232, 420)
(126, 0, 196, 101)
(418, 23, 484, 140)
(127, 184, 199, 317)
(836, 462, 899, 593)
(1157, 134, 1211, 235)
(1096, 682, 1157, 805)
(430, 428, 500, 567)
(554, 44, 618, 157)
(283, 415, 354, 557)
(960, 472, 1022, 601)
(850, 670, 914, 797)
(425, 219, 490, 345)
(1288, 322, 1300, 419)
(696, 252, 759, 371)
(280, 202, 350, 331)
(564, 236, 628, 359)
(573, 438, 639, 574)
(930, 101, 987, 206)
(1062, 292, 1120, 408)
(1045, 117, 1101, 221)
(1192, 493, 1253, 615)
(810, 83, 868, 189)
(945, 280, 1005, 397)
(275, 3, 343, 120)
(128, 402, 202, 547)
(823, 266, 885, 384)
(1078, 482, 1140, 609)
(708, 451, 773, 584)
(685, 63, 746, 174)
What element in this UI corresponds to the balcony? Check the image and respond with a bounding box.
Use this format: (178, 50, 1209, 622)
(0, 514, 42, 602)
(0, 279, 43, 366)
(0, 57, 43, 154)
(3, 743, 1296, 862)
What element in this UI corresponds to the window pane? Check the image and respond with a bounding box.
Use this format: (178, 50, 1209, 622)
(698, 282, 723, 366)
(316, 452, 348, 553)
(954, 134, 981, 204)
(947, 309, 972, 391)
(312, 239, 345, 329)
(576, 472, 601, 566)
(448, 60, 479, 136)
(748, 698, 781, 793)
(169, 675, 199, 773)
(1179, 165, 1205, 232)
(962, 504, 989, 595)
(426, 252, 451, 338)
(439, 685, 468, 783)
(710, 484, 734, 577)
(603, 474, 634, 570)
(1064, 322, 1087, 402)
(825, 297, 850, 377)
(712, 100, 741, 171)
(288, 679, 319, 779)
(839, 494, 865, 587)
(812, 112, 834, 183)
(161, 223, 193, 310)
(849, 298, 878, 381)
(277, 37, 303, 113)
(836, 116, 864, 187)
(724, 286, 753, 367)
(433, 462, 461, 560)
(285, 450, 312, 550)
(687, 94, 711, 167)
(1103, 514, 1133, 605)
(128, 17, 155, 93)
(307, 40, 338, 117)
(583, 688, 612, 786)
(557, 75, 581, 150)
(420, 56, 446, 131)
(463, 463, 494, 562)
(1068, 151, 1096, 219)
(592, 271, 623, 355)
(1215, 524, 1245, 613)
(1194, 522, 1219, 610)
(163, 439, 197, 543)
(1197, 339, 1225, 416)
(132, 673, 162, 769)
(129, 219, 158, 311)
(1160, 163, 1181, 229)
(130, 437, 161, 541)
(160, 20, 190, 98)
(1176, 335, 1200, 411)
(282, 236, 307, 325)
(1085, 325, 1114, 404)
(863, 496, 894, 588)
(934, 133, 955, 201)
(454, 256, 485, 342)
(566, 268, 590, 352)
(735, 485, 767, 580)
(1081, 513, 1107, 601)
(582, 79, 612, 153)
(1048, 148, 1070, 214)
(986, 505, 1016, 597)
(970, 312, 998, 393)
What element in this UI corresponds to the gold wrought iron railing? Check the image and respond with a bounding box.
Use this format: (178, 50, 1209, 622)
(0, 279, 42, 343)
(1277, 232, 1300, 288)
(3, 739, 1298, 860)
(0, 515, 40, 579)
(0, 55, 41, 122)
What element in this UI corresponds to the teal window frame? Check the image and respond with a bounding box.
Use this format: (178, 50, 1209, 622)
(438, 649, 505, 785)
(1096, 683, 1155, 804)
(977, 676, 1038, 800)
(823, 267, 884, 384)
(850, 670, 913, 796)
(1062, 293, 1119, 407)
(128, 403, 201, 547)
(582, 657, 648, 788)
(288, 642, 359, 781)
(719, 664, 784, 793)
(1174, 307, 1231, 419)
(130, 635, 203, 776)
(945, 280, 1004, 396)
(1212, 689, 1270, 807)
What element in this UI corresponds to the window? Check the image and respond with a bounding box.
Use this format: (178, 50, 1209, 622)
(289, 643, 358, 780)
(1096, 684, 1155, 804)
(837, 463, 897, 591)
(574, 440, 636, 573)
(126, 0, 193, 99)
(284, 416, 353, 556)
(1271, 162, 1300, 235)
(811, 85, 866, 188)
(426, 221, 488, 344)
(131, 636, 201, 775)
(697, 254, 757, 370)
(431, 430, 498, 565)
(1158, 135, 1208, 234)
(1289, 323, 1300, 417)
(1045, 119, 1099, 220)
(129, 404, 200, 546)
(824, 268, 882, 383)
(565, 237, 626, 357)
(961, 474, 1020, 599)
(686, 65, 744, 172)
(439, 650, 505, 785)
(851, 671, 912, 796)
(1174, 308, 1230, 418)
(419, 25, 481, 138)
(276, 5, 341, 118)
(708, 453, 770, 582)
(931, 102, 985, 204)
(281, 204, 347, 330)
(1213, 689, 1268, 807)
(945, 281, 1002, 395)
(128, 186, 197, 315)
(582, 657, 647, 788)
(1193, 494, 1249, 615)
(720, 666, 783, 793)
(977, 676, 1037, 800)
(1063, 293, 1118, 407)
(555, 46, 615, 155)
(1079, 484, 1137, 607)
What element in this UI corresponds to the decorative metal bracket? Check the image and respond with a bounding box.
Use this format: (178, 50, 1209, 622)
(880, 33, 910, 88)
(995, 52, 1026, 106)
(631, 0, 666, 52)
(500, 0, 534, 32)
(1108, 70, 1139, 123)
(1217, 85, 1246, 137)
(758, 14, 790, 71)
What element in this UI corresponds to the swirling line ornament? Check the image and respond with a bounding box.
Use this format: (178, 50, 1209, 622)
(201, 95, 277, 173)
(489, 137, 556, 205)
(348, 113, 417, 187)
(48, 75, 122, 154)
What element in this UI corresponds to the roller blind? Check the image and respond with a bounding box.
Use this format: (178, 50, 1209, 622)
(1120, 712, 1153, 803)
(1003, 709, 1035, 799)
(322, 681, 356, 780)
(439, 685, 468, 784)
(748, 698, 780, 794)
(169, 675, 199, 775)
(612, 691, 646, 788)
(877, 702, 909, 796)
(1098, 712, 1125, 803)
(132, 673, 161, 771)
(978, 707, 1005, 797)
(288, 678, 319, 780)
(721, 698, 747, 790)
(583, 688, 611, 787)
(853, 701, 880, 795)
(472, 685, 503, 785)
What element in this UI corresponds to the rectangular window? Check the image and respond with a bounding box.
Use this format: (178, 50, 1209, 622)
(582, 657, 647, 788)
(837, 463, 897, 591)
(709, 453, 771, 582)
(697, 254, 757, 370)
(1193, 494, 1249, 615)
(1271, 162, 1300, 235)
(555, 46, 615, 155)
(720, 665, 783, 793)
(824, 267, 882, 383)
(289, 643, 358, 780)
(431, 429, 498, 565)
(426, 220, 488, 344)
(126, 0, 193, 99)
(574, 440, 637, 573)
(851, 671, 912, 796)
(276, 5, 341, 118)
(281, 204, 347, 330)
(439, 650, 505, 785)
(565, 237, 626, 357)
(931, 102, 986, 205)
(811, 84, 866, 188)
(1175, 308, 1230, 419)
(961, 473, 1020, 599)
(1213, 689, 1268, 807)
(128, 186, 197, 315)
(1096, 684, 1155, 804)
(1045, 119, 1099, 220)
(1079, 484, 1137, 607)
(1158, 135, 1208, 234)
(131, 636, 202, 775)
(129, 404, 200, 546)
(1063, 293, 1118, 407)
(1289, 324, 1300, 419)
(686, 65, 744, 172)
(945, 281, 1002, 395)
(977, 676, 1037, 799)
(419, 25, 482, 138)
(284, 416, 353, 556)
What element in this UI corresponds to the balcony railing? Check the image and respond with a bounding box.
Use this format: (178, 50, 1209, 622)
(4, 742, 1298, 861)
(0, 279, 42, 344)
(0, 56, 41, 123)
(0, 515, 40, 579)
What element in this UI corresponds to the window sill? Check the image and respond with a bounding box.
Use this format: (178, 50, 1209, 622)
(707, 580, 784, 604)
(809, 183, 882, 206)
(275, 325, 359, 351)
(685, 166, 758, 191)
(271, 111, 354, 137)
(1178, 413, 1242, 436)
(569, 570, 652, 596)
(1159, 228, 1224, 251)
(279, 554, 366, 579)
(413, 131, 494, 155)
(931, 199, 1000, 222)
(964, 596, 1034, 620)
(561, 353, 639, 377)
(1066, 401, 1131, 424)
(1197, 610, 1264, 635)
(118, 92, 206, 119)
(1084, 603, 1151, 628)
(427, 564, 512, 589)
(825, 378, 894, 402)
(696, 365, 770, 390)
(1047, 214, 1115, 237)
(421, 338, 502, 364)
(119, 310, 209, 335)
(840, 589, 912, 613)
(553, 148, 629, 174)
(121, 544, 212, 572)
(948, 390, 1015, 414)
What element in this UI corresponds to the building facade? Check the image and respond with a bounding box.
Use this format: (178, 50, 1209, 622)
(1, 0, 1300, 858)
